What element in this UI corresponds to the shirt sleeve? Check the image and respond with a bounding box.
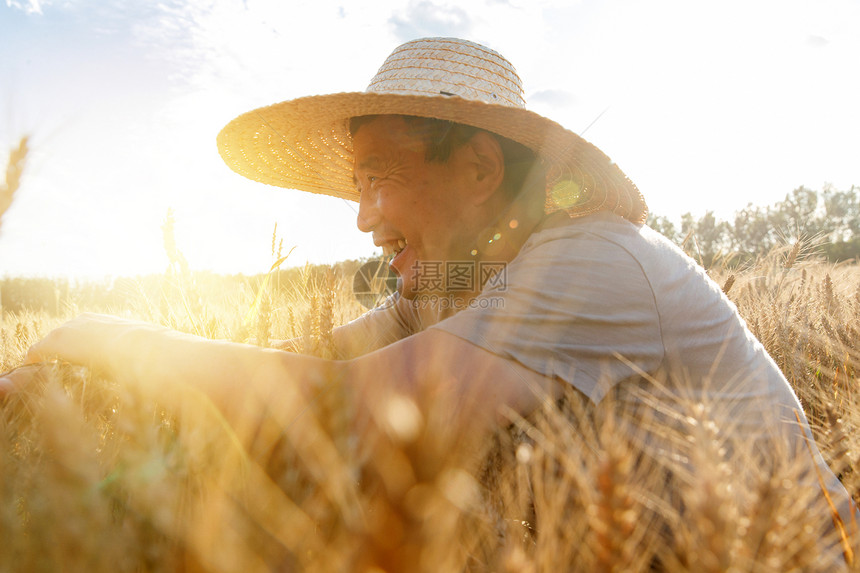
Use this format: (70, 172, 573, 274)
(332, 293, 420, 358)
(429, 229, 665, 402)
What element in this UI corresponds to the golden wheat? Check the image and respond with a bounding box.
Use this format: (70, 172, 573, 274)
(0, 136, 28, 231)
(1, 252, 859, 571)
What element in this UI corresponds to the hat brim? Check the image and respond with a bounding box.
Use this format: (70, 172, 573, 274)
(216, 91, 647, 223)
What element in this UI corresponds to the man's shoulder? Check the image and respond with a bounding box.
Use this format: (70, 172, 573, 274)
(518, 212, 661, 261)
(510, 211, 703, 302)
(497, 213, 661, 303)
(527, 211, 639, 243)
(523, 212, 687, 263)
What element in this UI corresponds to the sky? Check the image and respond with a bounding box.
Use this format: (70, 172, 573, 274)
(1, 0, 858, 280)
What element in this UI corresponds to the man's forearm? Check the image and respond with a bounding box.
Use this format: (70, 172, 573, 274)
(119, 326, 343, 416)
(20, 314, 346, 434)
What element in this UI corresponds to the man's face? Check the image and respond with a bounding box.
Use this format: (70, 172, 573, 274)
(352, 116, 476, 298)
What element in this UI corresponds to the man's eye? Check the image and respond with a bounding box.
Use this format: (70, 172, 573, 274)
(355, 175, 378, 193)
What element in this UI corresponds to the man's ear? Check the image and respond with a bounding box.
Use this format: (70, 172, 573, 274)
(456, 131, 505, 205)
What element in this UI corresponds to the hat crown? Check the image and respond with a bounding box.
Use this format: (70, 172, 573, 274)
(366, 37, 526, 109)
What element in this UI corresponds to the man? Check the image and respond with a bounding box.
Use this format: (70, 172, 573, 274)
(1, 37, 855, 555)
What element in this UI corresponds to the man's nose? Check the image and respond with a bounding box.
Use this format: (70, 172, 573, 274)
(356, 189, 381, 233)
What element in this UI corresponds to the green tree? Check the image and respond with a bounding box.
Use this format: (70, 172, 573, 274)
(769, 186, 823, 239)
(646, 213, 678, 242)
(678, 211, 729, 267)
(732, 203, 775, 255)
(822, 184, 860, 243)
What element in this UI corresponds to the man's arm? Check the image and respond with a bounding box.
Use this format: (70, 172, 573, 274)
(273, 294, 419, 358)
(5, 314, 560, 432)
(347, 328, 561, 424)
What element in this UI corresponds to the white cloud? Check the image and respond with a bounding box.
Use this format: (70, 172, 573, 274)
(389, 0, 473, 41)
(529, 89, 577, 108)
(5, 0, 48, 15)
(806, 34, 829, 47)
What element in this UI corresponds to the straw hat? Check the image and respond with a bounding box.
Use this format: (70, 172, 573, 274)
(217, 37, 647, 224)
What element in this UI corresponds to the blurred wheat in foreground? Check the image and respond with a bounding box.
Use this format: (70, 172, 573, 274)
(0, 136, 29, 231)
(1, 248, 860, 572)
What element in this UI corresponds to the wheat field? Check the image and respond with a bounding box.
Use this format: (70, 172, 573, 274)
(1, 244, 859, 572)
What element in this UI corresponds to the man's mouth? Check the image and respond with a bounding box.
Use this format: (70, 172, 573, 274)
(381, 238, 408, 257)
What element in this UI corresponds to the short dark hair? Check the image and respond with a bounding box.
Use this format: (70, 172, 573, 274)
(349, 115, 546, 203)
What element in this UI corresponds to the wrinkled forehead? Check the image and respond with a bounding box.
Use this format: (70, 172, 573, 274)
(350, 116, 430, 159)
(350, 114, 440, 137)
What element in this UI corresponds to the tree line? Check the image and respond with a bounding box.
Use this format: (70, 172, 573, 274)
(647, 184, 860, 267)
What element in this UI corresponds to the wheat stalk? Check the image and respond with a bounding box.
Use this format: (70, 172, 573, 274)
(0, 136, 29, 230)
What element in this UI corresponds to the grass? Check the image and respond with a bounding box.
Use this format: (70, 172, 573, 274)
(1, 241, 860, 571)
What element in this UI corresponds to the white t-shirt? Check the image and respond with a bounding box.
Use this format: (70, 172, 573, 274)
(342, 211, 855, 527)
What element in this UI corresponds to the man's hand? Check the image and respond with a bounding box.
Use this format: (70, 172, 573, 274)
(0, 313, 164, 399)
(0, 361, 71, 399)
(0, 364, 29, 397)
(24, 313, 168, 379)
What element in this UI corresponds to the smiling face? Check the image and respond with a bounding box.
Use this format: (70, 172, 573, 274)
(352, 115, 484, 299)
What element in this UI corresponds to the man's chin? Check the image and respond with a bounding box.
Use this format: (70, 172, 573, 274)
(396, 280, 424, 301)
